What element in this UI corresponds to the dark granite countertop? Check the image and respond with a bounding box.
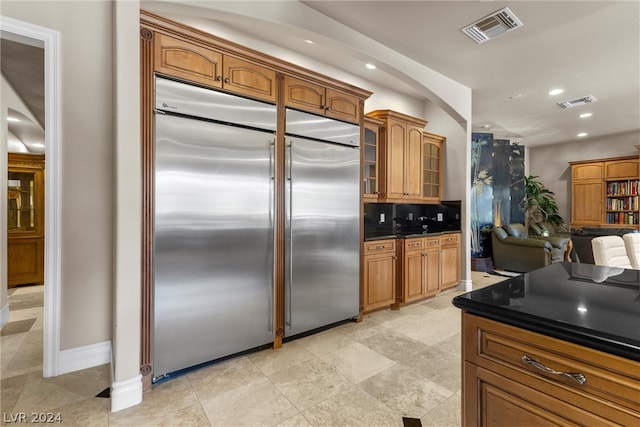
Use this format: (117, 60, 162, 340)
(364, 230, 461, 241)
(452, 262, 640, 362)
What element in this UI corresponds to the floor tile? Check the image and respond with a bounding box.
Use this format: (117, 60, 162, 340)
(359, 363, 453, 419)
(320, 342, 395, 384)
(357, 328, 427, 362)
(248, 341, 316, 377)
(1, 318, 36, 336)
(269, 358, 352, 411)
(421, 390, 462, 427)
(296, 328, 355, 357)
(399, 346, 462, 394)
(301, 386, 401, 427)
(188, 356, 266, 402)
(200, 377, 299, 427)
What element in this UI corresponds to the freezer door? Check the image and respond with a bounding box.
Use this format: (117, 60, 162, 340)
(285, 136, 361, 337)
(154, 113, 275, 378)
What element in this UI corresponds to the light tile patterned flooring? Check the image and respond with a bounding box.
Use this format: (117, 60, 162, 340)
(1, 272, 504, 426)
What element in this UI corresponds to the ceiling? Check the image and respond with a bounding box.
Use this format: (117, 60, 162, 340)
(3, 1, 639, 152)
(1, 37, 45, 154)
(145, 0, 640, 148)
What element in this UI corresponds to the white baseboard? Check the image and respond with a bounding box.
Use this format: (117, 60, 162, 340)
(0, 304, 9, 328)
(111, 374, 143, 412)
(59, 340, 112, 375)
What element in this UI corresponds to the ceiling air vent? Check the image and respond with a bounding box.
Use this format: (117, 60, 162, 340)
(558, 95, 598, 109)
(462, 7, 523, 44)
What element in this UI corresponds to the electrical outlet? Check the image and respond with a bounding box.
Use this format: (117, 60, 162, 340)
(437, 213, 444, 222)
(379, 213, 385, 223)
(408, 213, 414, 220)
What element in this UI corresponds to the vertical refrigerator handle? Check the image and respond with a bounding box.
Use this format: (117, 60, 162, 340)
(268, 139, 275, 332)
(285, 141, 293, 328)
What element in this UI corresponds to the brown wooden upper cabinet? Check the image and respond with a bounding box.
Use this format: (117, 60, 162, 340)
(422, 132, 445, 203)
(363, 116, 384, 200)
(154, 33, 277, 103)
(284, 75, 361, 123)
(8, 153, 45, 287)
(366, 110, 428, 202)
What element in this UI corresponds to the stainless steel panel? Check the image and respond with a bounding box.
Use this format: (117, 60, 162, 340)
(286, 108, 360, 147)
(153, 113, 275, 377)
(155, 76, 277, 130)
(285, 136, 360, 337)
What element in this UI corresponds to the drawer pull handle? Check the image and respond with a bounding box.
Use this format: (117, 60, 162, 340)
(522, 355, 587, 385)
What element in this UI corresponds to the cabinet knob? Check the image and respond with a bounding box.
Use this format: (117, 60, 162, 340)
(216, 75, 222, 81)
(224, 77, 230, 84)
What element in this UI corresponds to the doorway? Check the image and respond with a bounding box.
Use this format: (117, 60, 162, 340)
(1, 15, 61, 377)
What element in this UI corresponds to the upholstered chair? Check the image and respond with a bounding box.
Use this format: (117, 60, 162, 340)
(491, 223, 559, 273)
(529, 221, 572, 261)
(622, 233, 640, 270)
(591, 236, 632, 269)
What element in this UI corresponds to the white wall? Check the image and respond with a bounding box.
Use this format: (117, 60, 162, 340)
(1, 0, 114, 349)
(528, 131, 640, 226)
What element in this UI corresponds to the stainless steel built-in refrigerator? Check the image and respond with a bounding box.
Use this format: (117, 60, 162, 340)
(284, 109, 360, 337)
(153, 77, 277, 378)
(152, 77, 360, 380)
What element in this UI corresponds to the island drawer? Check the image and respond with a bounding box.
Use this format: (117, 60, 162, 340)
(364, 240, 396, 255)
(463, 313, 640, 416)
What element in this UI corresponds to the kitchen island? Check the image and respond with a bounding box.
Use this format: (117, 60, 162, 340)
(452, 262, 640, 426)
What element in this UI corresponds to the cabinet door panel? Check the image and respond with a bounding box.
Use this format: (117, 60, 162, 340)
(571, 181, 604, 224)
(406, 126, 423, 199)
(284, 76, 325, 115)
(441, 244, 460, 289)
(424, 250, 440, 296)
(154, 33, 222, 88)
(223, 56, 276, 102)
(605, 160, 638, 179)
(404, 250, 424, 302)
(8, 237, 44, 286)
(364, 255, 396, 311)
(572, 162, 604, 181)
(387, 120, 407, 199)
(325, 88, 360, 123)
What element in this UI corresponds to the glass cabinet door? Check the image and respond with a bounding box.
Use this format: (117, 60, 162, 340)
(8, 171, 37, 232)
(422, 133, 445, 200)
(363, 116, 383, 198)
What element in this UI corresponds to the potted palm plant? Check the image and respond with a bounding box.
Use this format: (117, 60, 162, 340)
(524, 175, 565, 230)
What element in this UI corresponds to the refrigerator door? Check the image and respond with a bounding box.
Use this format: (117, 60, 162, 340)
(155, 76, 277, 130)
(285, 136, 361, 337)
(154, 112, 275, 378)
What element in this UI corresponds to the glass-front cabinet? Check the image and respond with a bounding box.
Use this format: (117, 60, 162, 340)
(422, 132, 445, 202)
(8, 170, 37, 232)
(363, 116, 384, 200)
(7, 153, 45, 287)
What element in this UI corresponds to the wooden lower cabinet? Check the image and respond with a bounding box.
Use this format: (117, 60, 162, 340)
(362, 240, 396, 313)
(363, 233, 461, 312)
(462, 313, 640, 427)
(440, 233, 461, 290)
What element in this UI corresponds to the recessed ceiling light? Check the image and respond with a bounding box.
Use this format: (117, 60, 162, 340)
(579, 112, 593, 118)
(304, 39, 314, 44)
(482, 124, 491, 128)
(365, 63, 376, 70)
(7, 117, 20, 122)
(577, 132, 588, 137)
(510, 94, 523, 99)
(548, 88, 565, 96)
